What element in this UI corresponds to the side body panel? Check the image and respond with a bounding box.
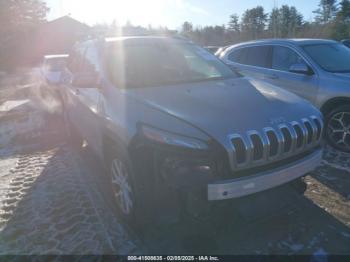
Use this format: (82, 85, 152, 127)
(222, 43, 320, 105)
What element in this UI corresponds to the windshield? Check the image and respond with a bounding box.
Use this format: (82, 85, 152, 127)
(105, 41, 236, 88)
(44, 58, 66, 72)
(302, 43, 350, 73)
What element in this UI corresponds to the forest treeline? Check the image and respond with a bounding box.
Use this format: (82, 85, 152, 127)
(180, 0, 350, 45)
(1, 0, 350, 70)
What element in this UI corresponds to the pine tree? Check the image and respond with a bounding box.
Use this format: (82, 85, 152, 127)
(241, 6, 267, 39)
(268, 5, 303, 38)
(333, 0, 350, 39)
(269, 8, 281, 38)
(313, 0, 338, 23)
(228, 14, 240, 33)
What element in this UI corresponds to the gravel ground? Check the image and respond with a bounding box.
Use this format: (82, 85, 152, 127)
(0, 71, 142, 255)
(0, 70, 349, 255)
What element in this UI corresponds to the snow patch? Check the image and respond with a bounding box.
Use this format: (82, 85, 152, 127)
(289, 243, 304, 252)
(311, 248, 328, 262)
(319, 172, 338, 181)
(341, 232, 350, 238)
(280, 238, 304, 252)
(322, 160, 350, 173)
(0, 110, 45, 147)
(0, 158, 18, 177)
(0, 100, 30, 112)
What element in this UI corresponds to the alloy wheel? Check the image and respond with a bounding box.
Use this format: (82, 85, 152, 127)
(327, 111, 350, 151)
(110, 158, 134, 215)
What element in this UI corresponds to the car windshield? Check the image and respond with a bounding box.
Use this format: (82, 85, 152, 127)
(302, 43, 350, 73)
(44, 59, 66, 72)
(105, 40, 236, 88)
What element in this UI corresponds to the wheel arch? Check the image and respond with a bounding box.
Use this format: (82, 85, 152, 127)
(320, 97, 350, 116)
(102, 132, 132, 166)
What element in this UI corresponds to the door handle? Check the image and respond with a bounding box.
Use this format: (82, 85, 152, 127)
(74, 89, 80, 95)
(267, 74, 279, 80)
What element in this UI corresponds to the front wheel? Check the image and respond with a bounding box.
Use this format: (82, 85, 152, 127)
(110, 157, 136, 217)
(325, 105, 350, 153)
(107, 149, 152, 228)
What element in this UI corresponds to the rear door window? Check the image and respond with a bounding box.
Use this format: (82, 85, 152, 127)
(228, 48, 248, 64)
(272, 46, 306, 72)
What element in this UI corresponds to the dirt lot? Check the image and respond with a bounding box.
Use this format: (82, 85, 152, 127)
(0, 70, 349, 255)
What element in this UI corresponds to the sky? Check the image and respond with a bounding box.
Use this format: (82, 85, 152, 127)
(45, 0, 320, 29)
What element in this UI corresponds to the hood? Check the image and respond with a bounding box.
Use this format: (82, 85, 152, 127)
(125, 77, 321, 144)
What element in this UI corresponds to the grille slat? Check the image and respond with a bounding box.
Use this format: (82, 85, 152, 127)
(250, 134, 264, 161)
(303, 119, 313, 144)
(311, 116, 323, 141)
(266, 130, 278, 157)
(281, 127, 292, 153)
(275, 128, 285, 156)
(229, 116, 323, 169)
(293, 123, 304, 149)
(231, 136, 246, 164)
(307, 118, 318, 144)
(261, 129, 271, 161)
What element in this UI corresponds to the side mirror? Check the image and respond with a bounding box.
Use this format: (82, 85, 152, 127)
(289, 63, 312, 75)
(72, 72, 99, 88)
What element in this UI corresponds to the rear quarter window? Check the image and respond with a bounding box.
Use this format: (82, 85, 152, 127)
(228, 48, 248, 64)
(228, 46, 271, 68)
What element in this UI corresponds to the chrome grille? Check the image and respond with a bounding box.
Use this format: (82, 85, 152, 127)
(229, 115, 323, 169)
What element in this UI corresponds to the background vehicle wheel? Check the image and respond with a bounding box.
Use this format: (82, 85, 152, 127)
(325, 105, 350, 153)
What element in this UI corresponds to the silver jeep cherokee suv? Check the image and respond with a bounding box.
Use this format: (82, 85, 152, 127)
(55, 36, 323, 224)
(219, 39, 350, 152)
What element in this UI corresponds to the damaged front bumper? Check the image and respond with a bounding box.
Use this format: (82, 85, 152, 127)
(208, 148, 322, 201)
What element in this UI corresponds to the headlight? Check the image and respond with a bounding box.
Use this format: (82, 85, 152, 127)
(140, 125, 216, 188)
(141, 125, 208, 150)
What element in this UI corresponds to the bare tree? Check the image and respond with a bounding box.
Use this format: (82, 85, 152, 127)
(0, 0, 49, 70)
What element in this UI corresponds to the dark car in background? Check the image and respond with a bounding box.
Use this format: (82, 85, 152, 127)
(341, 39, 350, 48)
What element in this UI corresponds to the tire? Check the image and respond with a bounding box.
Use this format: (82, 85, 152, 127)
(292, 177, 307, 195)
(106, 146, 152, 228)
(325, 105, 350, 153)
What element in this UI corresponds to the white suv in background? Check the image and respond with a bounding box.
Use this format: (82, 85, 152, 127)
(219, 39, 350, 152)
